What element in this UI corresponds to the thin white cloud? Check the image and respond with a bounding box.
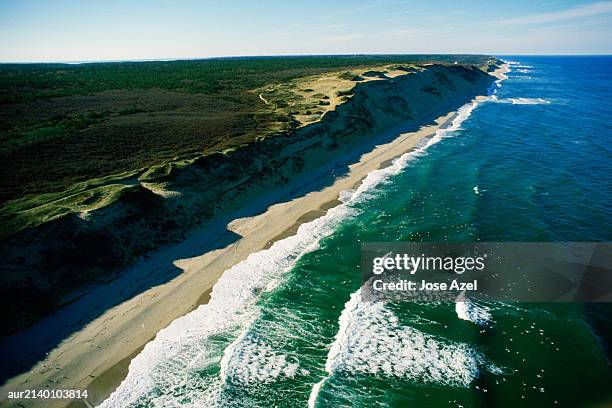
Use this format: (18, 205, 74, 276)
(496, 1, 612, 25)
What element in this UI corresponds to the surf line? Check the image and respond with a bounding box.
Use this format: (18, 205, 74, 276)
(103, 65, 510, 407)
(307, 67, 510, 406)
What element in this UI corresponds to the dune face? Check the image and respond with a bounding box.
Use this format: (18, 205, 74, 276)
(0, 63, 497, 338)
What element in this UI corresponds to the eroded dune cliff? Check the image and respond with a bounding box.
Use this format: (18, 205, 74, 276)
(0, 63, 497, 336)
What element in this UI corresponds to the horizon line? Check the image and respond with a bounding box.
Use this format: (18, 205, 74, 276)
(1, 52, 611, 65)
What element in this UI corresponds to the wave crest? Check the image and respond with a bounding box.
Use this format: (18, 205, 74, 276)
(319, 290, 501, 389)
(455, 291, 493, 326)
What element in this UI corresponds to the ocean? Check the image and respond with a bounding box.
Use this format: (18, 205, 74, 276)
(101, 56, 612, 408)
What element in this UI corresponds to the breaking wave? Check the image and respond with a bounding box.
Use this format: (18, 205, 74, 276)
(308, 290, 503, 406)
(455, 291, 493, 326)
(508, 97, 550, 105)
(490, 97, 550, 105)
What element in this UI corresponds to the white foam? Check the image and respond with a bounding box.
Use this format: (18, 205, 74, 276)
(222, 336, 303, 384)
(490, 97, 550, 105)
(100, 203, 355, 407)
(455, 291, 492, 326)
(101, 66, 509, 407)
(308, 378, 326, 408)
(313, 290, 501, 396)
(509, 97, 550, 105)
(488, 70, 509, 95)
(473, 186, 480, 195)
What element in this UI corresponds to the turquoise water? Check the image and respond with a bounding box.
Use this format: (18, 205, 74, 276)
(101, 57, 612, 408)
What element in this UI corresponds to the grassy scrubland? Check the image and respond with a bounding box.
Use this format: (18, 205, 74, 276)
(0, 55, 499, 242)
(0, 55, 493, 205)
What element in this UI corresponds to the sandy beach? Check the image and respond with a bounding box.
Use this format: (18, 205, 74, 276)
(1, 66, 508, 408)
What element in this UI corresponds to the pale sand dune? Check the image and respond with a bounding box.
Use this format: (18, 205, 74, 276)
(1, 65, 507, 407)
(256, 64, 416, 128)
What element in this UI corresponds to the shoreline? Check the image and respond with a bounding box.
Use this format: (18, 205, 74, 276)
(91, 112, 458, 406)
(1, 65, 507, 408)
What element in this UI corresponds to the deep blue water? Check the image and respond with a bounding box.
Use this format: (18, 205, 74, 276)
(102, 56, 612, 408)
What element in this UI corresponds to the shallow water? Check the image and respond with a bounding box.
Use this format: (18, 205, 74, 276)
(102, 56, 612, 408)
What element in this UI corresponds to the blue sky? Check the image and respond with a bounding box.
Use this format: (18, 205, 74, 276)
(1, 0, 611, 62)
